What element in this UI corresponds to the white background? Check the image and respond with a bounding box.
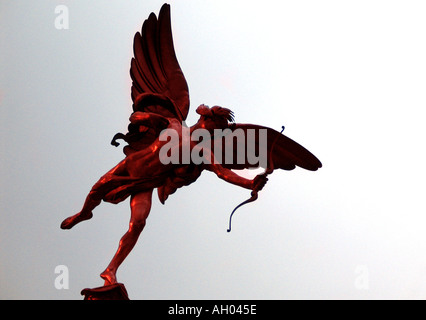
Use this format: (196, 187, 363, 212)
(1, 0, 426, 299)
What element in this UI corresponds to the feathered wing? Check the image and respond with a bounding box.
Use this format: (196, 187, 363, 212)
(130, 3, 189, 121)
(112, 4, 189, 155)
(217, 124, 322, 172)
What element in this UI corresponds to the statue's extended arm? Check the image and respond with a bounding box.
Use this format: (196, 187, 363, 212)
(204, 161, 267, 191)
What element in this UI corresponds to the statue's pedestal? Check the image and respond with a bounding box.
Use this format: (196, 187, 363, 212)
(81, 283, 129, 300)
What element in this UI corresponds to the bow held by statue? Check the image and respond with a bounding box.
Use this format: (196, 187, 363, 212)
(226, 126, 285, 232)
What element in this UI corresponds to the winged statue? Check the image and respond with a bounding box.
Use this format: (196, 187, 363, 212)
(61, 3, 321, 289)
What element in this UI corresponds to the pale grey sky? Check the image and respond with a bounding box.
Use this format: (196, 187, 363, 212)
(1, 0, 426, 299)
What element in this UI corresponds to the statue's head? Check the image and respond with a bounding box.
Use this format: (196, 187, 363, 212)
(194, 104, 234, 132)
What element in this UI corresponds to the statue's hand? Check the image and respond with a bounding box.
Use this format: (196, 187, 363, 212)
(252, 174, 268, 192)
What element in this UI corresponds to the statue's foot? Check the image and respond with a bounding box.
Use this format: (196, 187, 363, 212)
(60, 211, 93, 229)
(100, 269, 117, 286)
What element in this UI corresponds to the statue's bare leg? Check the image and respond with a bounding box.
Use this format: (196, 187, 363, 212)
(60, 161, 127, 230)
(100, 189, 153, 285)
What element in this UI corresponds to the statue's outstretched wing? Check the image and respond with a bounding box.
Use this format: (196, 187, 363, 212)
(130, 3, 189, 121)
(112, 4, 189, 155)
(218, 124, 322, 172)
